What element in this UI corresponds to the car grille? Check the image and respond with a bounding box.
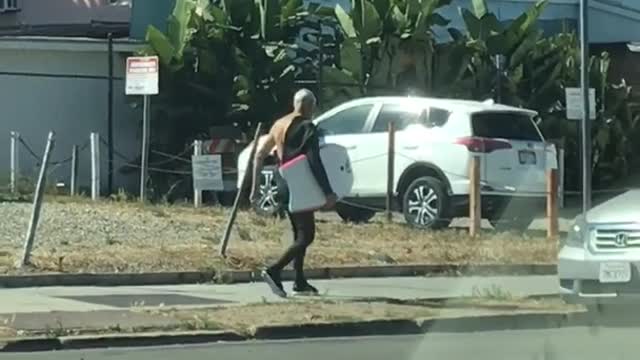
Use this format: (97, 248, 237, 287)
(593, 228, 640, 250)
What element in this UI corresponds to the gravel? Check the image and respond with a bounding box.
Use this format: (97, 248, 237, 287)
(0, 198, 555, 275)
(0, 201, 219, 251)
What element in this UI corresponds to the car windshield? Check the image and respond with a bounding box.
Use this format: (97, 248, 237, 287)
(4, 0, 640, 359)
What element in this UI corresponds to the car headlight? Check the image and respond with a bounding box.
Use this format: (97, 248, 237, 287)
(563, 216, 588, 247)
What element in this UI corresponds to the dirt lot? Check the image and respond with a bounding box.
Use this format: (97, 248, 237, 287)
(0, 197, 557, 274)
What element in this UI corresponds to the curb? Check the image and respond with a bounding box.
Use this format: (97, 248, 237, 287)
(0, 310, 586, 352)
(0, 264, 557, 288)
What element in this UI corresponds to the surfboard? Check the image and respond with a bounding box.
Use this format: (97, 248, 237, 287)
(278, 143, 353, 213)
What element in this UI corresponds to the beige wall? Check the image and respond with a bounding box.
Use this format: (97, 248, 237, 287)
(0, 0, 129, 27)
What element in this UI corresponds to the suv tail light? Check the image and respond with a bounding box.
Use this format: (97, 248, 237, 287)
(455, 137, 512, 153)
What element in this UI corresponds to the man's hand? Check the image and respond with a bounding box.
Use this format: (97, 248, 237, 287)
(323, 193, 338, 210)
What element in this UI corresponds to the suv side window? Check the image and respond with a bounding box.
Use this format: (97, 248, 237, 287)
(425, 107, 451, 128)
(317, 104, 374, 135)
(372, 103, 422, 133)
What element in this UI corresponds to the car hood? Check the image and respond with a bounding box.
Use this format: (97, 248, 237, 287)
(587, 189, 640, 224)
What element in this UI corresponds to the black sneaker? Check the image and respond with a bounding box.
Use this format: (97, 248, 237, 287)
(292, 281, 319, 296)
(261, 269, 287, 298)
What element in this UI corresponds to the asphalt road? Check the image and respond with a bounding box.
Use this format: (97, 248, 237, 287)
(4, 326, 640, 360)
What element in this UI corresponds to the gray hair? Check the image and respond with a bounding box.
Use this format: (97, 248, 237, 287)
(293, 88, 316, 109)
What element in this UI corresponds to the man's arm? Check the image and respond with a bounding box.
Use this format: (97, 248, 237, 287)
(249, 134, 275, 202)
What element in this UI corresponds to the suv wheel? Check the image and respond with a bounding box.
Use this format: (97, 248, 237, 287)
(489, 216, 534, 233)
(252, 166, 284, 217)
(402, 176, 451, 229)
(336, 203, 376, 223)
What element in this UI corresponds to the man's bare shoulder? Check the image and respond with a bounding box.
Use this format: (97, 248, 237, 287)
(269, 113, 296, 134)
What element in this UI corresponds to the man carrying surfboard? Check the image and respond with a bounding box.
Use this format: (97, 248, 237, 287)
(249, 89, 337, 297)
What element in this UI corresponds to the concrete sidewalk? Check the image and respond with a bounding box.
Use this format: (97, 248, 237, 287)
(0, 275, 558, 314)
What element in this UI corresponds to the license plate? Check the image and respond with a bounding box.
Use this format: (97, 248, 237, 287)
(599, 262, 631, 283)
(518, 150, 537, 165)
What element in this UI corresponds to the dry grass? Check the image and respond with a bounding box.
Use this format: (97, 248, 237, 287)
(0, 198, 557, 274)
(171, 300, 436, 333)
(167, 297, 577, 335)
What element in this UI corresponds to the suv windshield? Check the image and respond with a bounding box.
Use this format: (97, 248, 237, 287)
(471, 111, 542, 141)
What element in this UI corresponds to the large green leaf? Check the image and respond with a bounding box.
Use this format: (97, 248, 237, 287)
(340, 38, 362, 80)
(167, 0, 197, 59)
(429, 13, 449, 26)
(209, 5, 228, 24)
(518, 0, 548, 35)
(363, 1, 383, 40)
(460, 8, 481, 38)
(198, 48, 218, 75)
(509, 31, 538, 68)
(335, 4, 357, 38)
(259, 0, 281, 40)
(222, 0, 253, 26)
(194, 0, 213, 21)
(372, 0, 390, 19)
(145, 25, 176, 67)
(281, 0, 302, 22)
(471, 0, 488, 18)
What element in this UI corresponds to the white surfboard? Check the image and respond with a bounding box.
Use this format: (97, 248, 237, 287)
(278, 143, 353, 213)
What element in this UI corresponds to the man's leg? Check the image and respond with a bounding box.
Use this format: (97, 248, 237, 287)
(262, 211, 312, 297)
(292, 211, 317, 294)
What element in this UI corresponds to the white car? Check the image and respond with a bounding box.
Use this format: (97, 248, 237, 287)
(559, 190, 640, 306)
(237, 96, 556, 230)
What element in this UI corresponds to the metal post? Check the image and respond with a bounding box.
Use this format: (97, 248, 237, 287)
(107, 32, 115, 195)
(317, 18, 324, 107)
(220, 123, 263, 257)
(386, 122, 395, 222)
(547, 169, 559, 240)
(18, 131, 55, 268)
(193, 140, 203, 208)
(70, 145, 78, 196)
(558, 148, 565, 209)
(90, 132, 100, 201)
(580, 0, 591, 214)
(10, 131, 19, 194)
(140, 95, 151, 203)
(469, 155, 481, 237)
(495, 54, 504, 103)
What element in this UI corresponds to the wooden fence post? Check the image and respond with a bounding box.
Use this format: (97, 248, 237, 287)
(18, 131, 55, 268)
(10, 131, 19, 194)
(547, 168, 559, 240)
(469, 155, 481, 237)
(558, 148, 565, 209)
(386, 121, 396, 223)
(70, 145, 78, 196)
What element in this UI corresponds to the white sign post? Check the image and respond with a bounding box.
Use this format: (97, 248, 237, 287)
(192, 154, 224, 191)
(126, 56, 159, 202)
(565, 87, 596, 120)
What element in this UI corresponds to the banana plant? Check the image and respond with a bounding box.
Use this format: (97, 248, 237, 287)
(329, 0, 455, 99)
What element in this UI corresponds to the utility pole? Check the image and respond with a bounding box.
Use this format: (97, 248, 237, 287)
(107, 32, 115, 195)
(580, 0, 591, 214)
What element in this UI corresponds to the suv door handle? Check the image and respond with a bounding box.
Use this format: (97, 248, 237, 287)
(402, 145, 418, 150)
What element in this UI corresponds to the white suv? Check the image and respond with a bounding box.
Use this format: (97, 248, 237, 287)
(237, 96, 557, 230)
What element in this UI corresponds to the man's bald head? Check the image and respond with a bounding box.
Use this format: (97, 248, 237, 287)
(293, 88, 316, 117)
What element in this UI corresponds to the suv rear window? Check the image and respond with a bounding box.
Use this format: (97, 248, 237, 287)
(471, 112, 542, 141)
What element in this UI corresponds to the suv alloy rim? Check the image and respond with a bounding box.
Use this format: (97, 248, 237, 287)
(258, 169, 279, 213)
(407, 185, 439, 225)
